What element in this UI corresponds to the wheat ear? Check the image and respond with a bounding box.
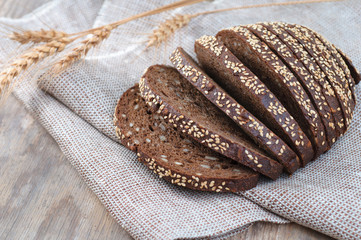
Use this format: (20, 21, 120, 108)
(146, 0, 342, 48)
(53, 25, 113, 73)
(10, 29, 69, 44)
(147, 14, 193, 48)
(0, 38, 71, 96)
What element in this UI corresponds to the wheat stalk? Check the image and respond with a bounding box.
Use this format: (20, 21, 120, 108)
(146, 0, 342, 48)
(0, 0, 341, 101)
(52, 25, 113, 73)
(0, 0, 205, 100)
(0, 37, 71, 96)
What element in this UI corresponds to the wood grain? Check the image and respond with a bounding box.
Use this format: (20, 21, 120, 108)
(0, 1, 333, 239)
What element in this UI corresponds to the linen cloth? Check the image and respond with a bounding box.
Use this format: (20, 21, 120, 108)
(1, 0, 360, 239)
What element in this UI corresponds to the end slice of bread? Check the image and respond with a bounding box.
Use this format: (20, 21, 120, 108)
(114, 84, 259, 192)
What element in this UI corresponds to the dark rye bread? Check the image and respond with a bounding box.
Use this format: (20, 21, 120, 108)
(247, 24, 337, 148)
(140, 65, 283, 179)
(309, 28, 357, 104)
(216, 26, 327, 162)
(336, 48, 360, 85)
(114, 85, 259, 192)
(194, 36, 313, 167)
(261, 22, 345, 141)
(170, 47, 300, 173)
(276, 22, 354, 131)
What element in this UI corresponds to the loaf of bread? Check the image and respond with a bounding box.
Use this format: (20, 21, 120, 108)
(261, 22, 345, 141)
(114, 22, 359, 192)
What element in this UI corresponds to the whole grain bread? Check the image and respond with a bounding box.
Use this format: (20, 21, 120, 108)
(216, 26, 326, 163)
(247, 24, 337, 148)
(336, 48, 360, 85)
(114, 84, 259, 192)
(304, 26, 357, 104)
(170, 47, 300, 173)
(274, 22, 354, 131)
(194, 35, 313, 166)
(261, 22, 345, 141)
(139, 65, 283, 179)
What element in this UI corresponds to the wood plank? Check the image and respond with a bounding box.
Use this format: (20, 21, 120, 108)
(0, 95, 132, 240)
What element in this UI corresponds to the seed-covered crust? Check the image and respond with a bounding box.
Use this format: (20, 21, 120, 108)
(336, 48, 360, 85)
(275, 22, 354, 131)
(170, 46, 300, 173)
(306, 27, 357, 107)
(194, 35, 313, 166)
(139, 65, 283, 179)
(114, 84, 259, 192)
(217, 26, 326, 161)
(248, 23, 337, 148)
(261, 22, 345, 141)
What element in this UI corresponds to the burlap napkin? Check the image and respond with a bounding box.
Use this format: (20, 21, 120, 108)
(2, 0, 360, 239)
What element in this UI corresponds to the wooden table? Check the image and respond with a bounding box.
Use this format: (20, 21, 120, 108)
(0, 1, 332, 239)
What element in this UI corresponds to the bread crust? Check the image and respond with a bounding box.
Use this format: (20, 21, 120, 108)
(306, 26, 357, 104)
(217, 26, 326, 162)
(261, 22, 345, 141)
(114, 85, 259, 192)
(140, 65, 283, 179)
(248, 23, 337, 148)
(336, 48, 360, 85)
(170, 46, 299, 173)
(275, 22, 354, 132)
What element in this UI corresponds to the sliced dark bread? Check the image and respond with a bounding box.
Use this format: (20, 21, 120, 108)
(194, 36, 313, 166)
(336, 48, 360, 85)
(216, 26, 326, 162)
(139, 65, 283, 179)
(247, 24, 336, 148)
(275, 22, 354, 131)
(261, 22, 345, 141)
(170, 47, 300, 173)
(306, 27, 357, 104)
(114, 84, 259, 192)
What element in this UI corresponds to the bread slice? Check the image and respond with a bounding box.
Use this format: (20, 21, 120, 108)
(170, 47, 300, 173)
(275, 22, 354, 131)
(114, 84, 259, 192)
(261, 22, 345, 141)
(140, 65, 283, 179)
(306, 27, 357, 104)
(247, 24, 337, 148)
(216, 26, 326, 162)
(194, 35, 313, 166)
(336, 48, 360, 85)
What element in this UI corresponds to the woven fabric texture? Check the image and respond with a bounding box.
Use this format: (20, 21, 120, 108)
(1, 0, 360, 239)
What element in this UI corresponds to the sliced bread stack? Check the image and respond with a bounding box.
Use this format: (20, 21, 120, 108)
(114, 22, 359, 192)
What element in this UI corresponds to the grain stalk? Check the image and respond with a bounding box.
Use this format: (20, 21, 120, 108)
(146, 0, 341, 48)
(0, 0, 205, 100)
(0, 37, 71, 96)
(1, 0, 341, 101)
(53, 25, 113, 73)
